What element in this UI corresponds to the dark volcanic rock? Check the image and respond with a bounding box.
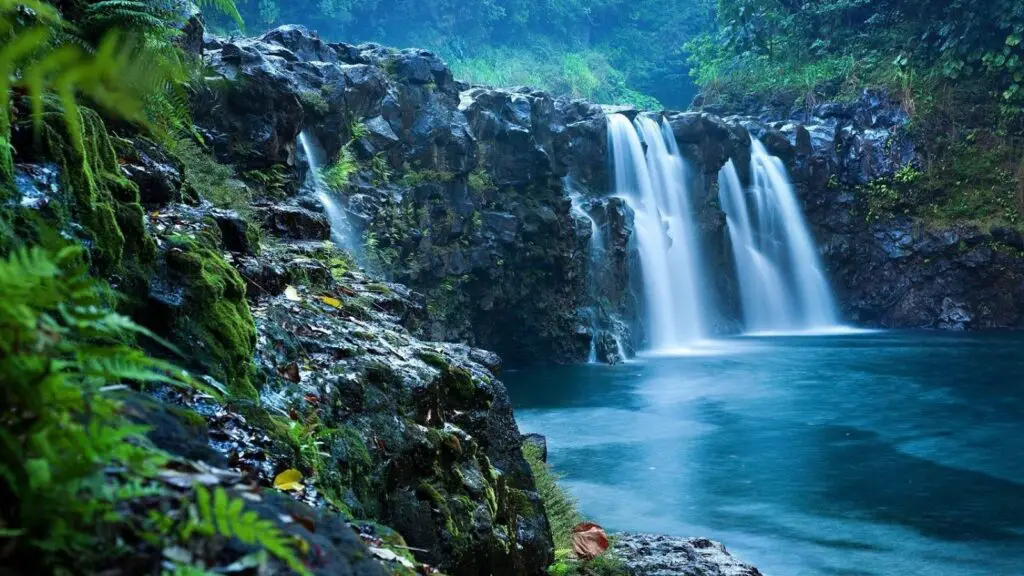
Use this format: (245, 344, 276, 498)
(521, 433, 548, 462)
(257, 204, 331, 240)
(615, 533, 763, 576)
(251, 267, 555, 575)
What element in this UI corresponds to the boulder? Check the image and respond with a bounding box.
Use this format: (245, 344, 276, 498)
(615, 533, 763, 576)
(258, 204, 330, 240)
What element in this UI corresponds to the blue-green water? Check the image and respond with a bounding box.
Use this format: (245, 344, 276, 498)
(505, 332, 1024, 576)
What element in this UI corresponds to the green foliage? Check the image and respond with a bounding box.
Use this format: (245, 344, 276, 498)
(522, 443, 580, 551)
(371, 153, 392, 185)
(523, 444, 629, 576)
(468, 167, 496, 194)
(186, 486, 310, 576)
(692, 0, 1024, 108)
(448, 44, 664, 109)
(322, 145, 359, 191)
(166, 136, 253, 213)
(0, 0, 243, 180)
(548, 554, 631, 576)
(0, 244, 201, 570)
(208, 0, 713, 107)
(401, 169, 454, 188)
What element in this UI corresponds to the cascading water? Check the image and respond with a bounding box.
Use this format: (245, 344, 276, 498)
(718, 138, 840, 333)
(568, 190, 604, 364)
(567, 184, 628, 364)
(298, 130, 357, 253)
(607, 114, 710, 351)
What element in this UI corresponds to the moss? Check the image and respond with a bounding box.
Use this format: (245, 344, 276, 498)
(167, 405, 209, 433)
(29, 103, 156, 292)
(298, 90, 329, 116)
(165, 233, 257, 398)
(443, 364, 477, 403)
(366, 282, 393, 294)
(417, 349, 448, 369)
(310, 425, 377, 518)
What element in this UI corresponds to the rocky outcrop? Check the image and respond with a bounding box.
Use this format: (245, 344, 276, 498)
(140, 197, 555, 574)
(195, 24, 1022, 371)
(724, 89, 1024, 330)
(615, 533, 762, 576)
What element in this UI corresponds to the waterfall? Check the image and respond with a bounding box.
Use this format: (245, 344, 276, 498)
(298, 130, 356, 252)
(568, 190, 603, 364)
(568, 183, 629, 364)
(718, 138, 840, 333)
(607, 114, 709, 350)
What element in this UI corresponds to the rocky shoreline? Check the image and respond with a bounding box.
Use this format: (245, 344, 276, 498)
(615, 533, 763, 576)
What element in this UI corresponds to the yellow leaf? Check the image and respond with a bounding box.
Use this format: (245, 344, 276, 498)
(284, 286, 301, 302)
(320, 296, 342, 309)
(274, 469, 304, 492)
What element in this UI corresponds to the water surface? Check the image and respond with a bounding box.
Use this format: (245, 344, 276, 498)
(505, 332, 1024, 576)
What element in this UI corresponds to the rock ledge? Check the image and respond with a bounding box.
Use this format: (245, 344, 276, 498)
(615, 533, 763, 576)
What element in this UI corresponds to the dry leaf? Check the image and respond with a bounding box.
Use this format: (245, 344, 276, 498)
(369, 547, 416, 569)
(572, 522, 609, 560)
(284, 286, 301, 301)
(273, 468, 304, 492)
(320, 296, 342, 308)
(277, 362, 301, 383)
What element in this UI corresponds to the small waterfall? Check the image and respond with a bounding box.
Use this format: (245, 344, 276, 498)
(568, 185, 628, 364)
(607, 114, 709, 351)
(718, 138, 840, 333)
(298, 130, 356, 252)
(568, 191, 603, 364)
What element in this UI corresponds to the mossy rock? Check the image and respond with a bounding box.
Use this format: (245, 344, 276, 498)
(162, 232, 258, 398)
(13, 102, 156, 297)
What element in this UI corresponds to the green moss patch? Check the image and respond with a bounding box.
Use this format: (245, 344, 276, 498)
(164, 232, 257, 397)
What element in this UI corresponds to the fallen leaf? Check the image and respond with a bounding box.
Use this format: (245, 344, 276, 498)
(284, 286, 301, 301)
(369, 547, 416, 569)
(277, 362, 301, 383)
(572, 522, 609, 560)
(274, 468, 304, 492)
(320, 295, 342, 308)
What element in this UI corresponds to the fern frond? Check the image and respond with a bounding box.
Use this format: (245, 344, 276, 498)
(192, 486, 311, 576)
(196, 0, 245, 30)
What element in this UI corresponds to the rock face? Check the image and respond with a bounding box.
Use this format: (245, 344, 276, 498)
(139, 200, 556, 575)
(615, 533, 763, 576)
(196, 24, 1023, 369)
(720, 89, 1024, 330)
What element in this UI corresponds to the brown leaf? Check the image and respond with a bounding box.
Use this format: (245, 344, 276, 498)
(277, 362, 301, 383)
(572, 522, 609, 560)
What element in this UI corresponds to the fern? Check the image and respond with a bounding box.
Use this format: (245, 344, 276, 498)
(0, 244, 207, 569)
(85, 1, 168, 32)
(197, 0, 245, 30)
(189, 486, 312, 576)
(0, 0, 245, 179)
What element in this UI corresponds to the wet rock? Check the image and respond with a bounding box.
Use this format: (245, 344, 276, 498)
(12, 163, 61, 211)
(250, 274, 555, 574)
(615, 533, 763, 576)
(210, 208, 255, 254)
(521, 433, 547, 462)
(258, 204, 330, 240)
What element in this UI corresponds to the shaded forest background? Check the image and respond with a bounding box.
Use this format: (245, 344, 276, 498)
(215, 0, 1024, 115)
